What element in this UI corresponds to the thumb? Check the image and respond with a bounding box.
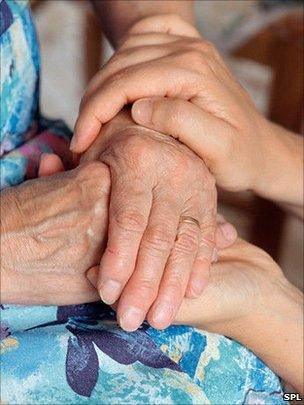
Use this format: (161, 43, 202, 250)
(38, 153, 65, 177)
(128, 14, 201, 38)
(132, 97, 227, 166)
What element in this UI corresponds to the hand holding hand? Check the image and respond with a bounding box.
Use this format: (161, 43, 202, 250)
(175, 239, 303, 393)
(81, 111, 237, 331)
(71, 14, 201, 152)
(74, 13, 262, 191)
(72, 14, 302, 206)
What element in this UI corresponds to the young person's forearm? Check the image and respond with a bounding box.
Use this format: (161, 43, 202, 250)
(254, 120, 303, 213)
(91, 0, 194, 48)
(229, 279, 304, 394)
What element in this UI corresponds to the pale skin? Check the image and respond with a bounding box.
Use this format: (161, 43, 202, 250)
(2, 146, 303, 389)
(72, 2, 226, 328)
(73, 14, 303, 214)
(1, 4, 302, 392)
(70, 12, 303, 331)
(70, 11, 303, 392)
(0, 117, 235, 323)
(3, 220, 302, 393)
(1, 2, 233, 331)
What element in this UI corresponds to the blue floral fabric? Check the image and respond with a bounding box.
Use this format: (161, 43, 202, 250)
(0, 1, 286, 404)
(1, 303, 285, 405)
(0, 0, 40, 155)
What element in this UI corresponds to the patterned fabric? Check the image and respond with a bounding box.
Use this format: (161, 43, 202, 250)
(0, 1, 286, 404)
(1, 303, 285, 405)
(0, 0, 71, 189)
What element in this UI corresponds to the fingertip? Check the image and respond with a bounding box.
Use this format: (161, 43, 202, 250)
(71, 118, 102, 153)
(98, 278, 122, 305)
(38, 153, 64, 177)
(131, 98, 154, 126)
(148, 302, 175, 330)
(118, 306, 145, 332)
(216, 222, 238, 249)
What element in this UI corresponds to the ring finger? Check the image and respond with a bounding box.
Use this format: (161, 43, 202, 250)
(147, 211, 201, 329)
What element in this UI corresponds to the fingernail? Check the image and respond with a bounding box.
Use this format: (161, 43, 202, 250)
(86, 268, 98, 288)
(119, 306, 144, 332)
(99, 279, 122, 305)
(151, 303, 174, 329)
(220, 222, 238, 243)
(132, 99, 153, 125)
(211, 248, 218, 263)
(69, 135, 77, 151)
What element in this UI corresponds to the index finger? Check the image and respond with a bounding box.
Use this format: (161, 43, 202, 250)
(72, 65, 200, 153)
(128, 14, 201, 38)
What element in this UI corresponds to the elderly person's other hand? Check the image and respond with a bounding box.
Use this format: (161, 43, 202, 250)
(1, 161, 110, 305)
(81, 111, 237, 331)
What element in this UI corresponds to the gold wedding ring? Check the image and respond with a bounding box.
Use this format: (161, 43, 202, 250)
(180, 216, 200, 229)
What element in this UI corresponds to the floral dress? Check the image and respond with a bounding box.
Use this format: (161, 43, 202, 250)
(0, 1, 286, 404)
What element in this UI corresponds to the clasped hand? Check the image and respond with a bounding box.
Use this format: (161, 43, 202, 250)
(81, 113, 236, 331)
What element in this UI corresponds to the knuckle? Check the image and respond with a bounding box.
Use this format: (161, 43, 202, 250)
(142, 226, 174, 255)
(77, 162, 111, 199)
(77, 161, 106, 179)
(179, 49, 208, 71)
(114, 208, 147, 234)
(158, 150, 192, 183)
(110, 132, 150, 166)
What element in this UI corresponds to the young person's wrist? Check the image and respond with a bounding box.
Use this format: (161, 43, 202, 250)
(228, 275, 302, 340)
(251, 117, 303, 206)
(227, 276, 303, 391)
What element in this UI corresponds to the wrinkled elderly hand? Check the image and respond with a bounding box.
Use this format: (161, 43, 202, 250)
(81, 111, 236, 331)
(1, 161, 110, 304)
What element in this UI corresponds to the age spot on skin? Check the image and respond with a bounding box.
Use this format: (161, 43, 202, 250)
(94, 202, 105, 215)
